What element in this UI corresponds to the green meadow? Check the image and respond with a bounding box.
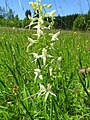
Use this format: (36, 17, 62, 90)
(0, 27, 90, 119)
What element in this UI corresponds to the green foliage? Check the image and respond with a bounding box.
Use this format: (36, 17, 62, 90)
(54, 14, 78, 30)
(0, 6, 6, 19)
(6, 9, 14, 20)
(25, 9, 31, 19)
(0, 27, 90, 119)
(73, 15, 86, 30)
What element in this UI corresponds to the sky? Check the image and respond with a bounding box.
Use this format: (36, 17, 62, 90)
(0, 0, 90, 19)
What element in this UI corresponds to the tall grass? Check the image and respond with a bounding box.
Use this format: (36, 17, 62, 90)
(0, 27, 90, 119)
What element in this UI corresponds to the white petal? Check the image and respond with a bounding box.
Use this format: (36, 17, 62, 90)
(39, 75, 43, 80)
(45, 92, 49, 102)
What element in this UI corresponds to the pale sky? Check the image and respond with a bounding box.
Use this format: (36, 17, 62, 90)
(0, 0, 90, 19)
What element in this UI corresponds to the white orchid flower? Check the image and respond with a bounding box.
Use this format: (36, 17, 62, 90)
(43, 4, 52, 9)
(57, 57, 62, 61)
(47, 4, 52, 8)
(34, 69, 43, 83)
(40, 48, 53, 66)
(32, 52, 40, 63)
(46, 10, 56, 17)
(43, 4, 48, 7)
(38, 16, 44, 26)
(29, 2, 37, 10)
(38, 83, 56, 102)
(51, 31, 60, 41)
(50, 10, 56, 17)
(37, 28, 43, 39)
(27, 15, 38, 29)
(40, 48, 47, 66)
(26, 37, 38, 52)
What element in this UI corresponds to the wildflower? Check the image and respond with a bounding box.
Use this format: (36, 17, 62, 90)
(50, 10, 56, 16)
(34, 69, 43, 82)
(26, 37, 38, 52)
(40, 48, 47, 66)
(12, 27, 15, 30)
(37, 28, 43, 39)
(40, 48, 53, 66)
(57, 57, 62, 61)
(47, 4, 52, 8)
(47, 10, 56, 17)
(27, 15, 38, 29)
(79, 69, 86, 73)
(73, 32, 77, 36)
(29, 2, 37, 10)
(33, 17, 44, 38)
(38, 83, 56, 102)
(79, 68, 86, 80)
(33, 52, 40, 63)
(50, 43, 54, 47)
(51, 31, 60, 41)
(38, 16, 44, 26)
(43, 4, 48, 7)
(88, 48, 90, 51)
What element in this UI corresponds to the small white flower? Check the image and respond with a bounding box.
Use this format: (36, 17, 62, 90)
(32, 53, 40, 63)
(40, 48, 53, 66)
(50, 10, 56, 16)
(38, 83, 56, 102)
(51, 31, 60, 41)
(34, 69, 43, 82)
(40, 48, 47, 66)
(47, 4, 52, 8)
(43, 4, 48, 7)
(42, 48, 47, 57)
(37, 28, 43, 39)
(26, 16, 38, 29)
(38, 84, 46, 97)
(26, 37, 38, 52)
(33, 53, 39, 59)
(29, 2, 37, 10)
(39, 74, 43, 80)
(57, 57, 62, 61)
(12, 27, 15, 30)
(46, 10, 56, 17)
(38, 16, 44, 26)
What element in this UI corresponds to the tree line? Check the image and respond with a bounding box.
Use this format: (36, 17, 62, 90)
(0, 6, 90, 30)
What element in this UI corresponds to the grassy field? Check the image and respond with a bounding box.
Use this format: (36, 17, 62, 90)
(0, 27, 90, 120)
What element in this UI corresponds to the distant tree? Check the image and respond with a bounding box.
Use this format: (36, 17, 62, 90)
(73, 15, 86, 30)
(25, 9, 31, 19)
(85, 10, 90, 29)
(54, 14, 78, 30)
(0, 6, 6, 19)
(6, 9, 14, 20)
(14, 14, 19, 21)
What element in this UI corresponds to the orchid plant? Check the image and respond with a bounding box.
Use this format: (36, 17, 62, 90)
(27, 0, 61, 102)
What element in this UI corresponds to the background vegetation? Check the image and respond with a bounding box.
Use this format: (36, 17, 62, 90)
(0, 27, 90, 119)
(0, 5, 90, 30)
